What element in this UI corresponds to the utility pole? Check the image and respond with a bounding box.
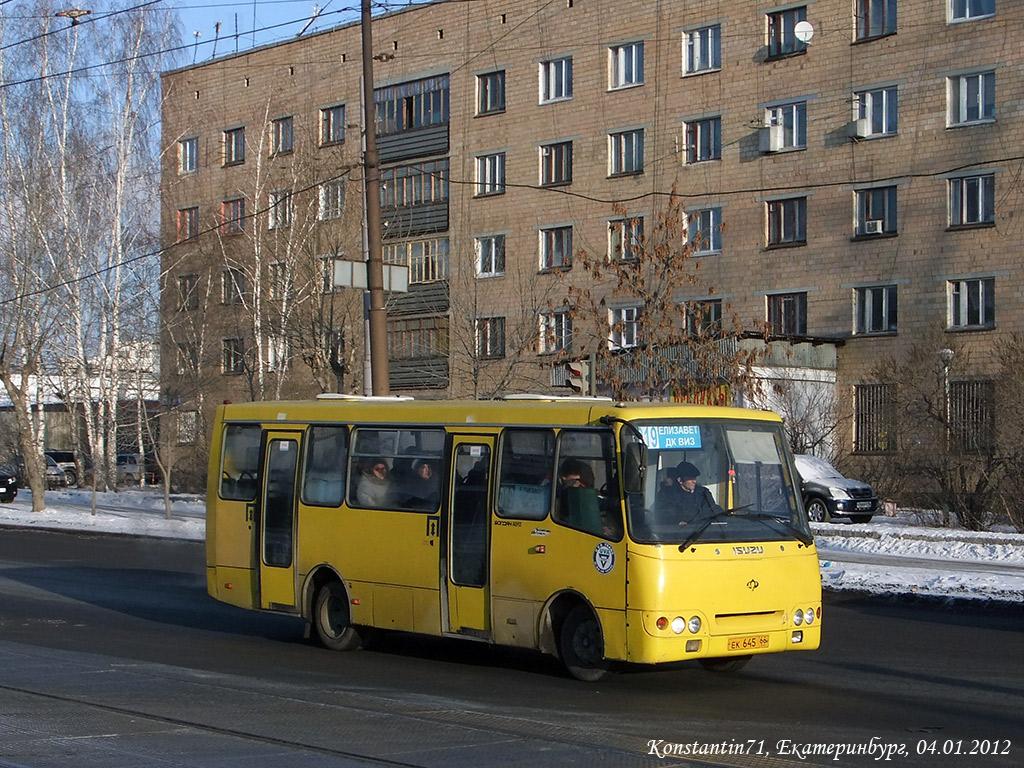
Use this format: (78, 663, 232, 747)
(361, 0, 390, 394)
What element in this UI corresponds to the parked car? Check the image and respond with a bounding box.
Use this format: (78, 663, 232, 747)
(0, 455, 68, 490)
(116, 453, 158, 485)
(45, 450, 79, 487)
(0, 468, 17, 502)
(793, 454, 879, 524)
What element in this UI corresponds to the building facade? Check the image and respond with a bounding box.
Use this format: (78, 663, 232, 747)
(160, 0, 1020, 481)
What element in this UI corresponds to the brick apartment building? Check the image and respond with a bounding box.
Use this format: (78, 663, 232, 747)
(160, 0, 1019, 479)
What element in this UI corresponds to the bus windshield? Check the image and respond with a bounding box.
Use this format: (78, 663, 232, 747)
(624, 419, 809, 546)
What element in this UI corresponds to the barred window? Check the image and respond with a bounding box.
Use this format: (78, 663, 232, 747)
(949, 380, 994, 453)
(375, 75, 449, 136)
(388, 317, 448, 360)
(383, 237, 449, 283)
(854, 383, 894, 452)
(381, 160, 449, 208)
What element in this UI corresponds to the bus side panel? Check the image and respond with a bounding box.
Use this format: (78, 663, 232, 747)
(489, 519, 627, 660)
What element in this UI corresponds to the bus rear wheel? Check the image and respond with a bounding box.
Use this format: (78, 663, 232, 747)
(559, 605, 610, 682)
(313, 581, 368, 651)
(699, 655, 751, 673)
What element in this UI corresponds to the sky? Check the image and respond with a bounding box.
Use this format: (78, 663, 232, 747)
(1, 488, 1022, 604)
(171, 0, 368, 62)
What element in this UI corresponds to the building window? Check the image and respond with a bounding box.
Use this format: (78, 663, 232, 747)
(767, 292, 807, 335)
(949, 380, 994, 454)
(177, 410, 200, 445)
(684, 25, 721, 74)
(854, 383, 894, 452)
(540, 57, 573, 103)
(609, 130, 643, 175)
(540, 226, 572, 270)
(381, 159, 449, 208)
(540, 141, 573, 185)
(177, 274, 198, 311)
(375, 75, 449, 136)
(221, 198, 245, 234)
(476, 152, 505, 196)
(318, 179, 345, 220)
(383, 238, 449, 283)
(176, 206, 199, 242)
(684, 117, 721, 163)
(856, 0, 897, 40)
(268, 262, 289, 300)
(609, 41, 644, 89)
(947, 71, 995, 125)
(766, 197, 807, 246)
(320, 104, 345, 145)
(222, 338, 245, 374)
(950, 0, 995, 23)
(609, 306, 640, 350)
(855, 285, 898, 334)
(539, 310, 572, 353)
(855, 86, 898, 137)
(179, 137, 198, 174)
(477, 71, 505, 115)
(272, 116, 293, 154)
(688, 207, 722, 254)
(476, 317, 506, 358)
(223, 127, 245, 166)
(319, 254, 343, 293)
(767, 6, 808, 58)
(388, 316, 447, 360)
(765, 101, 807, 150)
(686, 299, 723, 336)
(948, 277, 995, 329)
(949, 174, 995, 227)
(221, 268, 245, 305)
(476, 235, 505, 277)
(608, 217, 644, 261)
(855, 186, 897, 236)
(176, 343, 198, 375)
(267, 335, 290, 370)
(268, 190, 292, 229)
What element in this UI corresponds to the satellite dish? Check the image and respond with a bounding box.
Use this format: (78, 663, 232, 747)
(794, 20, 815, 44)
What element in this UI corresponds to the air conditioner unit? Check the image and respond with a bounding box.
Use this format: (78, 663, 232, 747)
(849, 117, 871, 139)
(759, 124, 785, 153)
(864, 219, 883, 235)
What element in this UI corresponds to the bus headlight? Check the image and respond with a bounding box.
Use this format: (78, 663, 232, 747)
(793, 610, 804, 626)
(671, 617, 686, 635)
(804, 608, 815, 625)
(688, 616, 702, 634)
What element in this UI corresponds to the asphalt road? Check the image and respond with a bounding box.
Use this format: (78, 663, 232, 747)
(0, 529, 1021, 768)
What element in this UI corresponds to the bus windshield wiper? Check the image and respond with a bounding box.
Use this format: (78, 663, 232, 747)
(738, 512, 814, 546)
(677, 510, 733, 551)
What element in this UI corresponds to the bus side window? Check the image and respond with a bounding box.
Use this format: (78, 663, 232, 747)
(496, 428, 554, 520)
(220, 424, 262, 501)
(302, 425, 348, 507)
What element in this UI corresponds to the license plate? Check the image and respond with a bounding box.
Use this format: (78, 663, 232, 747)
(856, 501, 872, 510)
(727, 634, 769, 651)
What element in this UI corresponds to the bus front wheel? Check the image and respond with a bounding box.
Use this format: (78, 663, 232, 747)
(559, 605, 610, 682)
(699, 655, 751, 673)
(313, 581, 367, 651)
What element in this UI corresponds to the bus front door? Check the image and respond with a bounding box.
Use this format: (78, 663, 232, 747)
(445, 438, 493, 635)
(257, 431, 302, 610)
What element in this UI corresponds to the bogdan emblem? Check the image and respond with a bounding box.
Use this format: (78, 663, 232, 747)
(593, 542, 615, 574)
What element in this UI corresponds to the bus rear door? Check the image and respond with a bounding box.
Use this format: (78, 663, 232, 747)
(445, 437, 494, 635)
(258, 430, 302, 610)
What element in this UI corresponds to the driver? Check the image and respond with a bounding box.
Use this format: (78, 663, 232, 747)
(655, 461, 723, 525)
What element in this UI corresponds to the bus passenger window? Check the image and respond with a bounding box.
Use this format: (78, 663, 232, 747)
(348, 427, 445, 511)
(302, 425, 348, 507)
(553, 429, 624, 540)
(496, 428, 554, 520)
(220, 424, 262, 501)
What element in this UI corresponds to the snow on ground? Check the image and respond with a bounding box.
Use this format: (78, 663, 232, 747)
(1, 489, 1022, 603)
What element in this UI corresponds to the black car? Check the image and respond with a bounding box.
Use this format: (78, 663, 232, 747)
(0, 469, 17, 503)
(794, 454, 879, 524)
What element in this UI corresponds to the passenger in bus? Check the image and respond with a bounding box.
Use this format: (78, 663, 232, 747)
(398, 458, 441, 509)
(655, 461, 723, 525)
(356, 458, 392, 507)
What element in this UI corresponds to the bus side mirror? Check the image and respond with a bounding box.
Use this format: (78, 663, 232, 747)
(623, 442, 646, 494)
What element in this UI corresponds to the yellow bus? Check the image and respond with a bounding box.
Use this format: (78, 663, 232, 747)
(206, 395, 821, 680)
